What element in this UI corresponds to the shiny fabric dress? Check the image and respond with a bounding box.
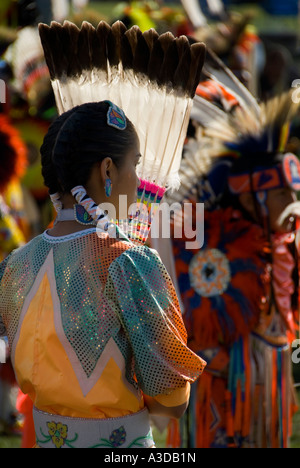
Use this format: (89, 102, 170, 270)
(0, 227, 205, 448)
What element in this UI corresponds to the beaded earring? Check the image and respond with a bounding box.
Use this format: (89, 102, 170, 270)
(105, 178, 112, 198)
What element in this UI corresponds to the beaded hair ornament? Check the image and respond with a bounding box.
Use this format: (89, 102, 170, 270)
(39, 20, 206, 244)
(106, 101, 127, 131)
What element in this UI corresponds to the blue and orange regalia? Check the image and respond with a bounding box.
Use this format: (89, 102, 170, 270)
(164, 57, 300, 448)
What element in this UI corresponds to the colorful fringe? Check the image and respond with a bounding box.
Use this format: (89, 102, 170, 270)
(167, 335, 297, 448)
(117, 179, 166, 245)
(250, 334, 297, 448)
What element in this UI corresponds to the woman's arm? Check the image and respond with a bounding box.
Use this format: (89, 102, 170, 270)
(143, 394, 188, 420)
(108, 246, 205, 403)
(143, 382, 191, 419)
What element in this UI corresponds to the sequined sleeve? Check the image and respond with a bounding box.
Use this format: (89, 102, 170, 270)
(0, 256, 9, 337)
(107, 245, 206, 398)
(0, 316, 5, 337)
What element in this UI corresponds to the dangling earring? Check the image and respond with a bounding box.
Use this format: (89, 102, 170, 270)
(105, 178, 112, 198)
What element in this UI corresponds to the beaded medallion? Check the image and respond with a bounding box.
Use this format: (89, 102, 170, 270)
(189, 248, 231, 298)
(74, 204, 96, 226)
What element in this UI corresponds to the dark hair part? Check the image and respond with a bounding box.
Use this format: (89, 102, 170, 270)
(41, 101, 138, 194)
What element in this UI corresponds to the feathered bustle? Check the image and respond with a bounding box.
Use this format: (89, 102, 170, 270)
(193, 89, 299, 158)
(191, 49, 299, 160)
(167, 51, 300, 208)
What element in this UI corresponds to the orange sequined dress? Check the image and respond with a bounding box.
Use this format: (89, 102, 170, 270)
(0, 228, 205, 448)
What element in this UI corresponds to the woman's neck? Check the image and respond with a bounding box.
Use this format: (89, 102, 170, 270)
(47, 221, 94, 237)
(47, 193, 95, 237)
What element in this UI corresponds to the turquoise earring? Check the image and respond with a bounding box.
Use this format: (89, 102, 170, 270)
(105, 178, 112, 197)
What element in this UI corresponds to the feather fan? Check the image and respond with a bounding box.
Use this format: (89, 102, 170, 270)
(39, 20, 206, 243)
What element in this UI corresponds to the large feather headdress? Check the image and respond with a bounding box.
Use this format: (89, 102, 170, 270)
(39, 20, 206, 243)
(193, 50, 297, 153)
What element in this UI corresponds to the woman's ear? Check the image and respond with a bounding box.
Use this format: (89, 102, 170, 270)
(100, 157, 114, 182)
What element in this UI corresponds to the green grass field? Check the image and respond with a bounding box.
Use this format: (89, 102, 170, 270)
(291, 402, 300, 448)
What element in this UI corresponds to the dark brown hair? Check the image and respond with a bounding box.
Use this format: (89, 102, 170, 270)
(40, 101, 138, 194)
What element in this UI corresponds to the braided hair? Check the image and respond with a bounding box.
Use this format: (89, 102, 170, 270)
(40, 101, 138, 196)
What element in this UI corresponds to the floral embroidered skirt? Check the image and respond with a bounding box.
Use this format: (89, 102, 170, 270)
(33, 406, 155, 449)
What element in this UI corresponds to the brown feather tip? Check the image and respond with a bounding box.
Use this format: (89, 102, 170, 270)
(38, 20, 206, 97)
(121, 25, 143, 70)
(188, 42, 207, 97)
(130, 28, 159, 76)
(38, 22, 64, 81)
(107, 21, 127, 68)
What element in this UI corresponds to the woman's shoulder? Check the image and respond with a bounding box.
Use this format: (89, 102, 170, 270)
(4, 233, 45, 260)
(111, 241, 162, 272)
(0, 233, 46, 282)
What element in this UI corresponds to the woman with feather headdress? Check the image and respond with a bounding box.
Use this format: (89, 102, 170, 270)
(0, 20, 207, 448)
(164, 52, 300, 448)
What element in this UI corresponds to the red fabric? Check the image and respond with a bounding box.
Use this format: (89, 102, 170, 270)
(16, 390, 35, 449)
